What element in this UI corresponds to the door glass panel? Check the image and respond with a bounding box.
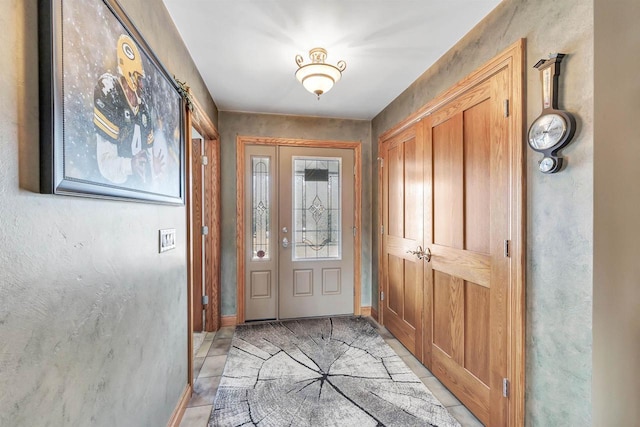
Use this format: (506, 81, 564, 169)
(293, 157, 341, 260)
(252, 156, 270, 260)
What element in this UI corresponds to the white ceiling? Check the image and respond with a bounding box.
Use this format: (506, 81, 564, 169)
(162, 0, 501, 120)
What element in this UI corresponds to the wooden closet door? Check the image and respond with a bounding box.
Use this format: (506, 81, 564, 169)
(381, 123, 424, 358)
(422, 70, 510, 425)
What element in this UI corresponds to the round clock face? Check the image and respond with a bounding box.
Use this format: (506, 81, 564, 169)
(539, 156, 556, 173)
(528, 113, 568, 151)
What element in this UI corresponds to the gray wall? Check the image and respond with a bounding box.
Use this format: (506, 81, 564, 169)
(218, 112, 372, 316)
(371, 0, 593, 425)
(0, 0, 216, 425)
(593, 0, 640, 425)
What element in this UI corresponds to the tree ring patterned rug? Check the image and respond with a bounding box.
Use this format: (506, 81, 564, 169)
(209, 316, 460, 427)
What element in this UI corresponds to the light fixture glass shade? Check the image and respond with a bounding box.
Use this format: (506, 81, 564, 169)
(295, 48, 346, 98)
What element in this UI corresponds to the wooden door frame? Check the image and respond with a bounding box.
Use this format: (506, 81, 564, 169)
(236, 136, 362, 324)
(377, 39, 525, 426)
(185, 93, 220, 388)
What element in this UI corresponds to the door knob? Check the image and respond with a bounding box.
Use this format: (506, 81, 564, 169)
(406, 245, 431, 262)
(282, 237, 289, 248)
(422, 247, 431, 262)
(407, 245, 425, 260)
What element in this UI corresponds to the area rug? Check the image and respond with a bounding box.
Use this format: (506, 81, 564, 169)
(210, 316, 460, 427)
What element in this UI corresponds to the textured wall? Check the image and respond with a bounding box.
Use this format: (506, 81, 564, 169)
(593, 0, 640, 425)
(0, 0, 216, 425)
(218, 112, 372, 316)
(371, 0, 593, 425)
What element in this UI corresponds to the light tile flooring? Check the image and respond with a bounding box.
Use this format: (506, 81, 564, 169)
(179, 319, 484, 427)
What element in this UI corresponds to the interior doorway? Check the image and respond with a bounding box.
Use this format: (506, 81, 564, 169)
(236, 137, 362, 324)
(184, 96, 220, 389)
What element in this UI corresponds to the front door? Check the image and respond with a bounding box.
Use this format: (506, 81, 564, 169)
(279, 146, 354, 319)
(244, 145, 355, 321)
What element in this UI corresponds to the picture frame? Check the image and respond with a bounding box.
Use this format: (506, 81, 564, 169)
(38, 0, 185, 204)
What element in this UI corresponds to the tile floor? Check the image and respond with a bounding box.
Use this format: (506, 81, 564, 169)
(179, 319, 484, 427)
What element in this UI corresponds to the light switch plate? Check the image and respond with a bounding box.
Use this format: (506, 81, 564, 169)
(159, 228, 176, 253)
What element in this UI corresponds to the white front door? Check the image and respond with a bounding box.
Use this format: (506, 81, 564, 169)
(244, 145, 355, 321)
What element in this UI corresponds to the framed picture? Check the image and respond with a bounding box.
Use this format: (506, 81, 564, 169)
(38, 0, 185, 204)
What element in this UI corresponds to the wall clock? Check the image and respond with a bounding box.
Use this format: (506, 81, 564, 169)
(528, 53, 576, 173)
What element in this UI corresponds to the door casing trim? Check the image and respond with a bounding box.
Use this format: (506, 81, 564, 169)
(236, 136, 362, 324)
(184, 92, 219, 401)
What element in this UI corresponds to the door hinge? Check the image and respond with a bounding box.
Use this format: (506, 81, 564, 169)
(353, 226, 357, 237)
(504, 99, 509, 118)
(201, 155, 209, 165)
(377, 157, 384, 168)
(202, 295, 209, 306)
(380, 291, 385, 301)
(503, 378, 510, 397)
(381, 225, 384, 235)
(202, 226, 209, 236)
(504, 240, 510, 257)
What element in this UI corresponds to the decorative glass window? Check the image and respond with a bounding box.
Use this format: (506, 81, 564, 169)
(293, 157, 341, 260)
(252, 157, 270, 260)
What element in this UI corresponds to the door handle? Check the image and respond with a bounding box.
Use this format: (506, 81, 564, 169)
(282, 237, 289, 248)
(406, 245, 431, 262)
(422, 247, 431, 262)
(407, 245, 425, 260)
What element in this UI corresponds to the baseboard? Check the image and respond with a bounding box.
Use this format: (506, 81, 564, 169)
(371, 307, 379, 322)
(167, 383, 191, 427)
(221, 315, 237, 327)
(360, 306, 372, 317)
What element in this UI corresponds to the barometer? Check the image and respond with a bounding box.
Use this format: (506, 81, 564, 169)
(528, 53, 576, 173)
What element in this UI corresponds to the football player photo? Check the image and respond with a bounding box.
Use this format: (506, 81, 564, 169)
(93, 34, 161, 186)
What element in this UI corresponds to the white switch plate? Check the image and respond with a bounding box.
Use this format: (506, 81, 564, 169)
(159, 228, 176, 253)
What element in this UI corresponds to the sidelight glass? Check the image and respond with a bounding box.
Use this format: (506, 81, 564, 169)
(252, 156, 270, 260)
(293, 157, 341, 260)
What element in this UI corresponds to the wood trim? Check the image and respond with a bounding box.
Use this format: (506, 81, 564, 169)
(191, 138, 204, 332)
(379, 39, 525, 143)
(236, 136, 363, 323)
(221, 315, 237, 327)
(190, 94, 218, 140)
(370, 307, 379, 322)
(184, 105, 194, 389)
(377, 142, 384, 326)
(353, 143, 362, 316)
(509, 38, 526, 427)
(377, 39, 525, 427)
(236, 138, 246, 324)
(236, 136, 361, 149)
(204, 135, 221, 331)
(187, 90, 221, 332)
(166, 384, 192, 427)
(360, 306, 372, 317)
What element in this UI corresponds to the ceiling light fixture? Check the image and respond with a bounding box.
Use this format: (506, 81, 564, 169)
(295, 48, 346, 99)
